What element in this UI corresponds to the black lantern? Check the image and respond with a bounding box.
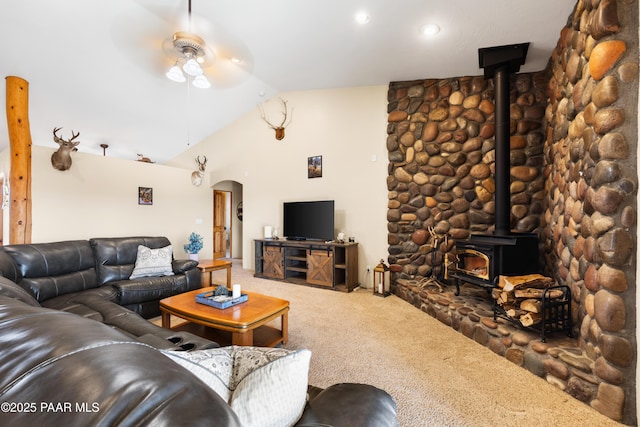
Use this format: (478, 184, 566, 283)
(373, 259, 390, 297)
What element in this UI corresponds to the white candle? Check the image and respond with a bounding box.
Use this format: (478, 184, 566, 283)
(232, 284, 241, 299)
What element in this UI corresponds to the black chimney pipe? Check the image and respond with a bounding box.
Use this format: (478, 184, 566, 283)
(478, 43, 530, 236)
(494, 65, 510, 235)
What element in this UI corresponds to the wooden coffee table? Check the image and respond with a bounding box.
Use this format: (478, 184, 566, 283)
(159, 287, 289, 347)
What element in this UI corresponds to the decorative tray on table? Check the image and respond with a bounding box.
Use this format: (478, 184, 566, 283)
(196, 289, 248, 309)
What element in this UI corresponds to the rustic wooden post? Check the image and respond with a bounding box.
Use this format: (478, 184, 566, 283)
(5, 76, 32, 244)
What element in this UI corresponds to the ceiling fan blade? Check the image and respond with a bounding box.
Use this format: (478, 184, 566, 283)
(204, 59, 254, 88)
(111, 0, 254, 88)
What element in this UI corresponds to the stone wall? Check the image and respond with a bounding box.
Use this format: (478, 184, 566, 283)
(542, 0, 637, 423)
(386, 0, 637, 424)
(386, 72, 548, 277)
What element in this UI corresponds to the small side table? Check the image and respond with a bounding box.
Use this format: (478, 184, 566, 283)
(197, 259, 232, 288)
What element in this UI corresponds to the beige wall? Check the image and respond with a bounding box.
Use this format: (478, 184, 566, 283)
(27, 145, 213, 258)
(170, 85, 389, 287)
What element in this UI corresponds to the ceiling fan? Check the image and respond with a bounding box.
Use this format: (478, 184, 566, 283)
(112, 0, 253, 88)
(165, 31, 213, 88)
(163, 0, 214, 88)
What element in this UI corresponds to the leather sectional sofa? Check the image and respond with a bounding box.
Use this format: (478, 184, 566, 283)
(0, 237, 399, 426)
(1, 236, 199, 318)
(0, 236, 213, 350)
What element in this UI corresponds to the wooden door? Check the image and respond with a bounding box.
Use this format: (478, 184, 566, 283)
(213, 190, 228, 259)
(263, 246, 284, 279)
(307, 249, 334, 287)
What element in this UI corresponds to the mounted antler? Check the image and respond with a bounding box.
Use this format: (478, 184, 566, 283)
(191, 155, 207, 186)
(137, 153, 154, 163)
(259, 98, 291, 140)
(51, 127, 80, 171)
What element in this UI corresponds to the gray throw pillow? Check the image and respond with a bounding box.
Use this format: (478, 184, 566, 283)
(129, 245, 175, 279)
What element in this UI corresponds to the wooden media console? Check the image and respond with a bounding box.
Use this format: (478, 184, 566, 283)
(254, 239, 359, 292)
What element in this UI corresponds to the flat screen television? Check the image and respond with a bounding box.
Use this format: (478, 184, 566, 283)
(283, 200, 334, 241)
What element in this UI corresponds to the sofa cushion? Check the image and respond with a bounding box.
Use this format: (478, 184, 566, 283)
(90, 236, 172, 285)
(2, 241, 98, 302)
(163, 346, 311, 427)
(41, 286, 118, 319)
(129, 245, 175, 279)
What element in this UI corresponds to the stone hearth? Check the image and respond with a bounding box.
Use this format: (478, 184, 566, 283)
(394, 279, 609, 412)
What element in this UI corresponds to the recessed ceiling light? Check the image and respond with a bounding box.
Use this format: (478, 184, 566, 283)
(231, 57, 241, 64)
(355, 11, 370, 24)
(420, 23, 440, 37)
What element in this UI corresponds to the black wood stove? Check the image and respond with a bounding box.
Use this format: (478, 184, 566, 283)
(448, 43, 540, 295)
(449, 232, 540, 295)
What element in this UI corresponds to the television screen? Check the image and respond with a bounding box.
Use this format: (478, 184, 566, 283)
(283, 200, 334, 241)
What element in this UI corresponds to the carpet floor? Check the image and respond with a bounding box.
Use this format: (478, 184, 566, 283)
(160, 260, 624, 427)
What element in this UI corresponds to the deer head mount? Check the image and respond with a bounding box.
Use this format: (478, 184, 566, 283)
(191, 155, 207, 186)
(259, 97, 292, 140)
(51, 127, 80, 171)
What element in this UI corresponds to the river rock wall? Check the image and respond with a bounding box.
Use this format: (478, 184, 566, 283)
(386, 72, 548, 278)
(543, 0, 637, 423)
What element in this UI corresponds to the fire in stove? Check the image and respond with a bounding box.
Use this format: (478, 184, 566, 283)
(458, 250, 489, 280)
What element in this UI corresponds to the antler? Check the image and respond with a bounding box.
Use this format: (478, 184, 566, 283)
(258, 104, 276, 130)
(53, 127, 80, 144)
(259, 98, 291, 140)
(276, 98, 288, 128)
(196, 155, 207, 167)
(259, 98, 290, 129)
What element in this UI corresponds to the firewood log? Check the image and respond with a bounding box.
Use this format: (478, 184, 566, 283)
(520, 299, 542, 313)
(514, 289, 563, 299)
(506, 308, 527, 318)
(502, 274, 553, 292)
(520, 312, 542, 327)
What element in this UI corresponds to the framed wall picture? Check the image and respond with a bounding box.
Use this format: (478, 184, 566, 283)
(308, 155, 322, 178)
(138, 187, 153, 205)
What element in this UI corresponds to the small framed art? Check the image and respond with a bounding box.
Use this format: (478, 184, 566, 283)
(308, 155, 322, 178)
(138, 187, 153, 205)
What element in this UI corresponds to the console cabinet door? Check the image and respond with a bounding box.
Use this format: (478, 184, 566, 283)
(263, 246, 284, 279)
(307, 250, 333, 287)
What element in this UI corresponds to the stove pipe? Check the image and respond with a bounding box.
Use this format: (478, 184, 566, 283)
(478, 43, 529, 236)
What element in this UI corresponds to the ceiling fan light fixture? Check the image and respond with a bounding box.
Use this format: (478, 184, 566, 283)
(166, 63, 186, 82)
(192, 75, 211, 89)
(183, 58, 203, 76)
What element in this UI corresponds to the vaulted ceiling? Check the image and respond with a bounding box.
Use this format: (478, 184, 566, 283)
(0, 0, 576, 164)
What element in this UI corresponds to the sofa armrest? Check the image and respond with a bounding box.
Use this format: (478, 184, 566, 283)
(114, 276, 192, 305)
(296, 383, 398, 427)
(173, 259, 199, 274)
(0, 276, 40, 307)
